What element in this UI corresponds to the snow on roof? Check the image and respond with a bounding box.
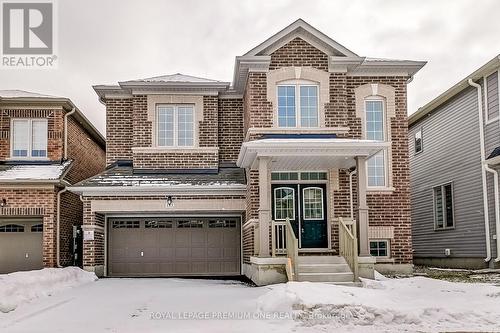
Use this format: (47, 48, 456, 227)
(72, 165, 246, 188)
(0, 90, 62, 99)
(0, 160, 72, 182)
(124, 73, 223, 84)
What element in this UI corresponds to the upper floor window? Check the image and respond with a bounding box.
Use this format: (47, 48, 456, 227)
(434, 183, 454, 229)
(156, 105, 194, 147)
(414, 128, 423, 154)
(11, 119, 48, 158)
(485, 72, 499, 122)
(277, 83, 318, 128)
(365, 98, 387, 187)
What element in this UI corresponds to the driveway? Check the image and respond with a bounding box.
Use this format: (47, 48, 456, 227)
(0, 278, 295, 333)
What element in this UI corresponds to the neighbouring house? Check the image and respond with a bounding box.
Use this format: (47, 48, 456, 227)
(0, 90, 106, 274)
(409, 55, 500, 269)
(70, 19, 425, 285)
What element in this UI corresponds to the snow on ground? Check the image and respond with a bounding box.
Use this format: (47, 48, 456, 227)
(1, 272, 499, 333)
(0, 267, 97, 313)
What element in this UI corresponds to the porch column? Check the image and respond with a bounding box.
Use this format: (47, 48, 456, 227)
(356, 156, 370, 256)
(258, 156, 271, 257)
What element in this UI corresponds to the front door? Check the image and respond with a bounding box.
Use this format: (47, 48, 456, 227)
(272, 184, 328, 249)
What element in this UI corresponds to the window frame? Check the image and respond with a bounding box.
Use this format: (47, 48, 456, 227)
(302, 186, 324, 220)
(364, 97, 390, 190)
(156, 104, 195, 148)
(483, 71, 500, 124)
(273, 186, 296, 221)
(276, 81, 319, 128)
(369, 239, 390, 258)
(414, 127, 423, 154)
(433, 182, 455, 230)
(10, 118, 48, 159)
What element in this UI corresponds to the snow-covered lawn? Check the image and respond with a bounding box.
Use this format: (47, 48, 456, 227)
(1, 269, 499, 333)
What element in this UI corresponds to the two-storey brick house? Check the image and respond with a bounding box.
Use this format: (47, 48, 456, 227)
(71, 20, 425, 285)
(0, 90, 106, 273)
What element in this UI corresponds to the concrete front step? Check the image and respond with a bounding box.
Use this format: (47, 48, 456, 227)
(297, 255, 347, 265)
(298, 263, 351, 273)
(296, 272, 354, 283)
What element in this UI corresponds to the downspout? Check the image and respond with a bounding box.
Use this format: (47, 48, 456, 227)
(64, 107, 76, 159)
(349, 167, 357, 220)
(56, 107, 75, 267)
(56, 187, 68, 268)
(468, 79, 492, 262)
(486, 164, 500, 262)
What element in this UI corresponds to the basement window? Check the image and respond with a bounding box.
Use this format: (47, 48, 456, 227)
(369, 240, 389, 257)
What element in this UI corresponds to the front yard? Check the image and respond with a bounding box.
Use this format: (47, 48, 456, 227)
(1, 268, 499, 333)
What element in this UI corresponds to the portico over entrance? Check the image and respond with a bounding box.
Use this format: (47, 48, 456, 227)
(237, 137, 389, 261)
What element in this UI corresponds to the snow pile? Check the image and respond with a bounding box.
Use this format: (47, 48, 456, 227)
(0, 161, 71, 180)
(257, 277, 500, 332)
(0, 267, 97, 313)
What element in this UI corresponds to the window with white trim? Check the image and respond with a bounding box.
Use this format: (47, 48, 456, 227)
(11, 119, 48, 158)
(157, 105, 194, 147)
(303, 187, 324, 220)
(274, 187, 295, 220)
(365, 98, 388, 187)
(277, 83, 318, 128)
(485, 72, 499, 122)
(414, 128, 423, 154)
(370, 240, 389, 257)
(434, 183, 454, 229)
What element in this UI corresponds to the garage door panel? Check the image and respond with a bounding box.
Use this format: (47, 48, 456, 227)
(0, 219, 43, 274)
(108, 217, 240, 276)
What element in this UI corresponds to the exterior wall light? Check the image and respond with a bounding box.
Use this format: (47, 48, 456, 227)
(166, 196, 173, 207)
(0, 198, 6, 207)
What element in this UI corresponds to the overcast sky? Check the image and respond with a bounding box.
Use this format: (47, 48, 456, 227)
(1, 0, 499, 135)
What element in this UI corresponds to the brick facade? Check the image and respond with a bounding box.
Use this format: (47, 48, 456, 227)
(0, 102, 105, 270)
(218, 98, 244, 163)
(105, 98, 134, 165)
(133, 150, 219, 170)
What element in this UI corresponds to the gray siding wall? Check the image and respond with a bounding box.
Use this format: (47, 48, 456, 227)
(483, 70, 500, 259)
(409, 86, 486, 258)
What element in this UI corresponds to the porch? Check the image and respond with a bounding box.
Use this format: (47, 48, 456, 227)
(237, 137, 389, 285)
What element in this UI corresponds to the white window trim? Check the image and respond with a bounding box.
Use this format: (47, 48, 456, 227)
(364, 97, 390, 190)
(276, 80, 320, 128)
(270, 171, 329, 184)
(273, 187, 296, 221)
(302, 186, 324, 220)
(156, 104, 195, 148)
(10, 118, 48, 160)
(483, 73, 500, 125)
(433, 182, 455, 230)
(369, 239, 390, 258)
(414, 127, 423, 155)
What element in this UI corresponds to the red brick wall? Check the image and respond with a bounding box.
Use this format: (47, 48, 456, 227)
(105, 98, 134, 165)
(132, 95, 151, 148)
(244, 72, 273, 131)
(59, 190, 82, 266)
(0, 108, 64, 161)
(65, 117, 106, 184)
(269, 37, 329, 71)
(199, 96, 219, 148)
(218, 98, 243, 163)
(133, 150, 218, 170)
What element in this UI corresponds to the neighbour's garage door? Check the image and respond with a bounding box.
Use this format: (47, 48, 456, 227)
(108, 217, 241, 277)
(0, 218, 43, 274)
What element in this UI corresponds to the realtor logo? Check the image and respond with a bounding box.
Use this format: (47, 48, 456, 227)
(1, 1, 57, 68)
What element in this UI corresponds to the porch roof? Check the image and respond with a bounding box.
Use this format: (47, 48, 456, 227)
(237, 138, 390, 170)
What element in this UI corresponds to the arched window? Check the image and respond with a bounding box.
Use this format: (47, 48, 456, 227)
(31, 224, 43, 232)
(274, 187, 295, 220)
(0, 224, 25, 232)
(303, 187, 324, 220)
(365, 97, 388, 187)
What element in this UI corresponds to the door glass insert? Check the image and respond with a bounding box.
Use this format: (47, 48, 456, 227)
(274, 187, 295, 220)
(303, 187, 324, 220)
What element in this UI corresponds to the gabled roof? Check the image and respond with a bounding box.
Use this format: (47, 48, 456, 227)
(244, 19, 358, 57)
(409, 54, 500, 126)
(0, 90, 105, 148)
(121, 73, 224, 84)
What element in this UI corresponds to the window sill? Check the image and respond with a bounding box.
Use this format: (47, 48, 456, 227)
(374, 257, 394, 263)
(367, 187, 395, 194)
(132, 147, 218, 153)
(5, 157, 50, 161)
(434, 226, 455, 231)
(485, 116, 499, 125)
